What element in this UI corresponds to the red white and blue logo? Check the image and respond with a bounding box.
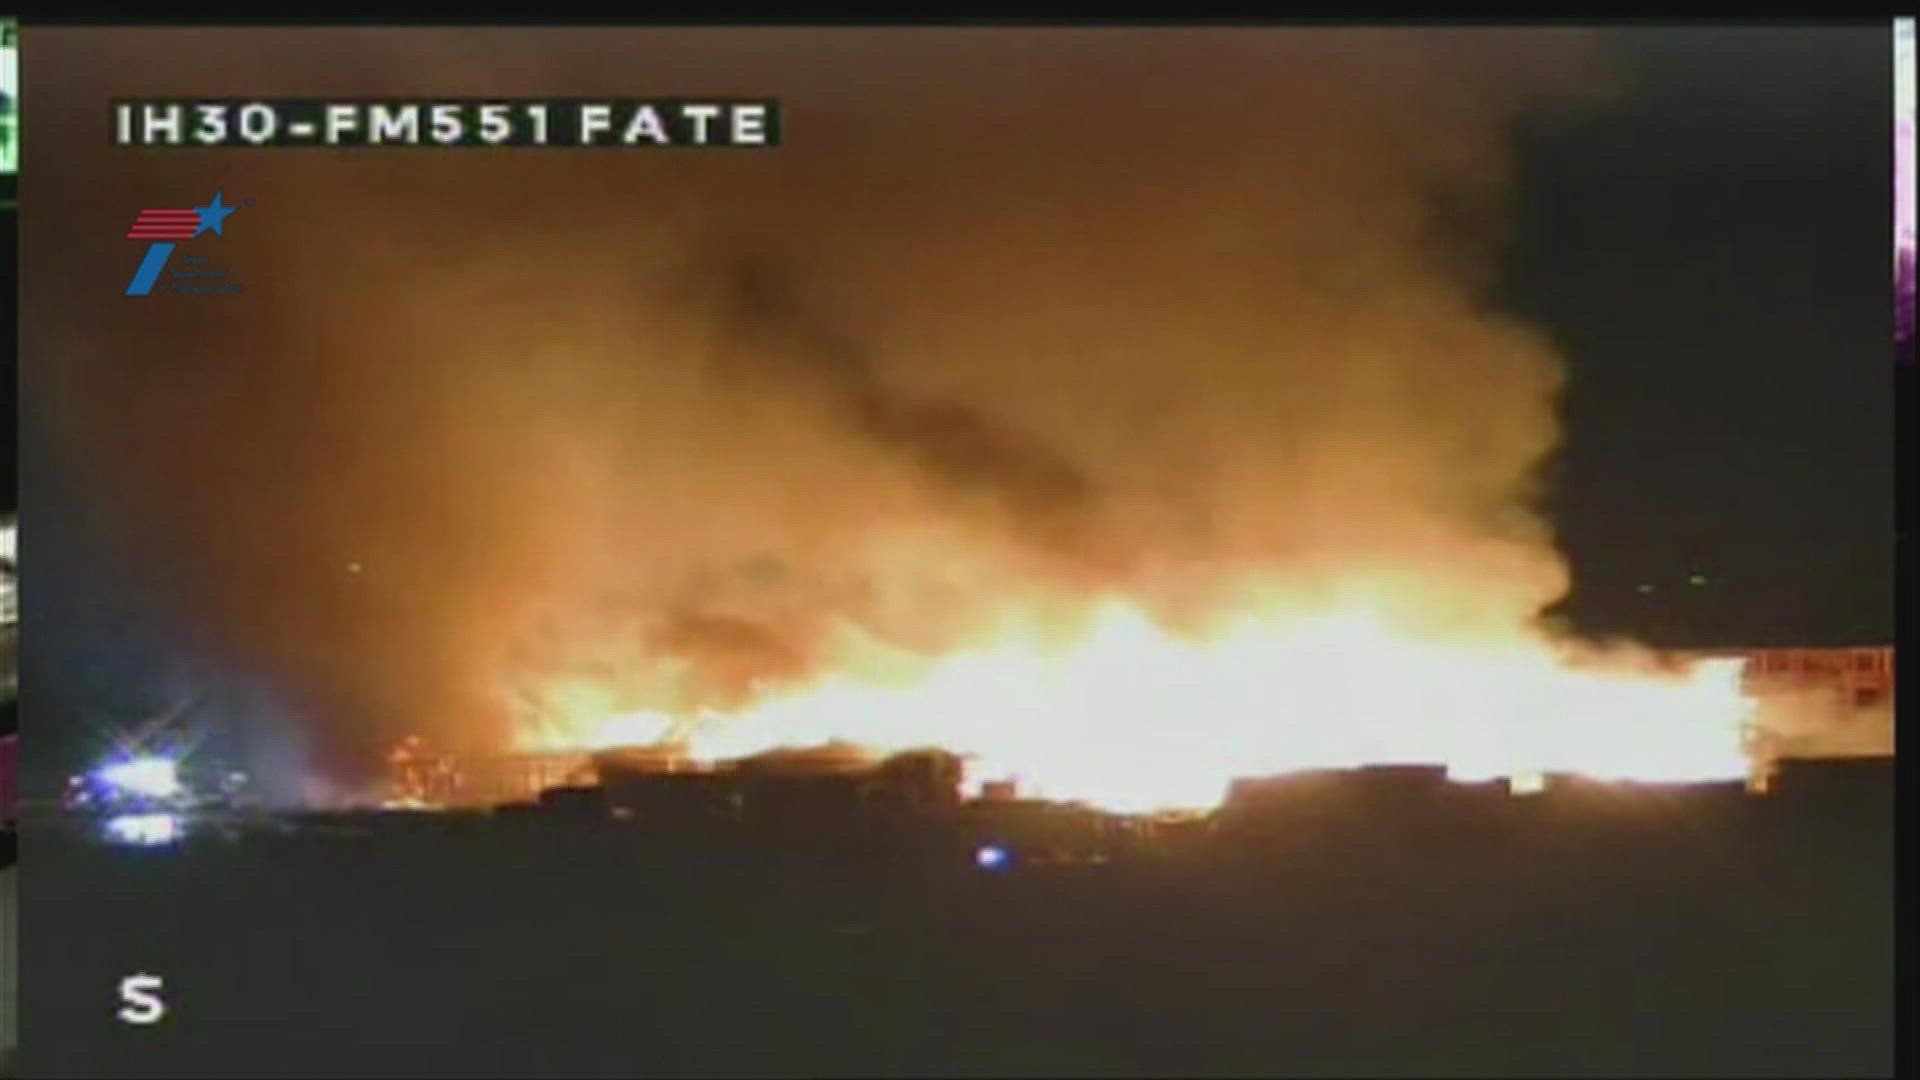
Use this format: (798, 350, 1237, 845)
(124, 190, 245, 297)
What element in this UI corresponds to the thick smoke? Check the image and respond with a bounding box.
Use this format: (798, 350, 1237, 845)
(25, 29, 1613, 774)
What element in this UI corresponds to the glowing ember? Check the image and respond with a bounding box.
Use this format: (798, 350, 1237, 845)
(514, 594, 1755, 815)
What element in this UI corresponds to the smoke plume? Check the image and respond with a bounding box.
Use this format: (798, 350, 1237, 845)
(25, 29, 1614, 775)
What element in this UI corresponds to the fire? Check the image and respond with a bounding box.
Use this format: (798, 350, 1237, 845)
(514, 595, 1755, 815)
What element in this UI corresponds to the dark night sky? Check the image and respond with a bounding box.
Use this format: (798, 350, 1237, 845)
(11, 25, 1897, 772)
(1510, 27, 1892, 648)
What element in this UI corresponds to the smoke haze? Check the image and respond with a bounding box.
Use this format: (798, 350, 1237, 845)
(25, 29, 1616, 775)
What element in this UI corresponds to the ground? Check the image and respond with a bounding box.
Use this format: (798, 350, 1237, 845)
(22, 789, 1894, 1078)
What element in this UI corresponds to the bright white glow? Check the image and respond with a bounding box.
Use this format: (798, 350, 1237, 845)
(97, 756, 183, 799)
(104, 812, 181, 846)
(1, 518, 16, 628)
(975, 844, 1010, 870)
(1508, 771, 1547, 796)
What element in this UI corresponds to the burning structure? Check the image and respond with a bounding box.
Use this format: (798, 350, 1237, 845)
(509, 622, 1758, 817)
(597, 743, 965, 831)
(384, 735, 594, 809)
(1685, 646, 1895, 765)
(386, 640, 1894, 822)
(385, 734, 964, 827)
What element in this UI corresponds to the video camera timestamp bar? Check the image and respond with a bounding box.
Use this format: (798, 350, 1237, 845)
(111, 98, 781, 149)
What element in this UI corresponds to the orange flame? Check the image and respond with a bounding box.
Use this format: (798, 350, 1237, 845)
(514, 595, 1755, 814)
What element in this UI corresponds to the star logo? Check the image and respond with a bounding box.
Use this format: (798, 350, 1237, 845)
(194, 191, 238, 237)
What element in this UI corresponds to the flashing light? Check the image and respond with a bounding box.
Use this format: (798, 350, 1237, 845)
(95, 755, 184, 800)
(104, 812, 182, 847)
(975, 844, 1011, 870)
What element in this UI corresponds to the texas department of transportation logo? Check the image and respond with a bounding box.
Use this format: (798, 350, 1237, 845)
(124, 190, 250, 297)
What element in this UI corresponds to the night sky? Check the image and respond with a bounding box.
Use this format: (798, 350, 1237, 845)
(1511, 27, 1892, 648)
(13, 25, 1897, 777)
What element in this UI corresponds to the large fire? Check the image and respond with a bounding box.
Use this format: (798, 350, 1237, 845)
(513, 592, 1755, 814)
